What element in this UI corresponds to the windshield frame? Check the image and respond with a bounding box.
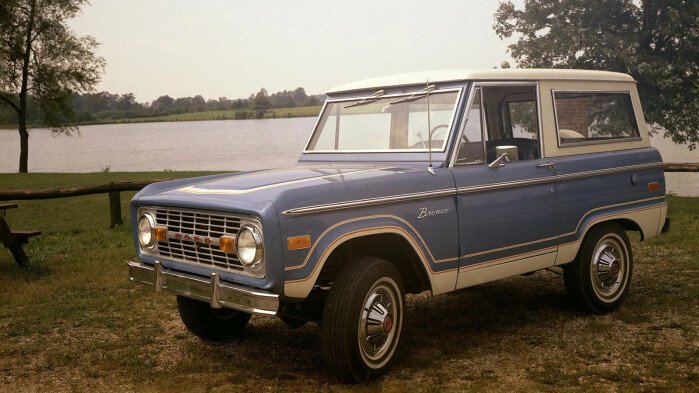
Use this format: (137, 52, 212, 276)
(303, 87, 463, 154)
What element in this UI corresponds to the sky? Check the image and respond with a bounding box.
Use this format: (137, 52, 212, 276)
(68, 0, 522, 102)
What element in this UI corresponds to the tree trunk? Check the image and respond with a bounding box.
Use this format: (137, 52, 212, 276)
(18, 115, 29, 173)
(17, 0, 37, 173)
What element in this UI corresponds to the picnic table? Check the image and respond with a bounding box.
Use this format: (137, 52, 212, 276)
(0, 203, 41, 266)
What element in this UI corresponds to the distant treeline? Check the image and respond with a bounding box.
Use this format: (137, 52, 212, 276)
(0, 87, 325, 126)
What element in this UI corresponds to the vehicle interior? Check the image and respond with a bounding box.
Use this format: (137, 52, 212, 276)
(455, 85, 541, 165)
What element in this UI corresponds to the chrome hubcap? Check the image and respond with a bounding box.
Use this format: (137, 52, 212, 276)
(359, 283, 398, 362)
(590, 236, 627, 301)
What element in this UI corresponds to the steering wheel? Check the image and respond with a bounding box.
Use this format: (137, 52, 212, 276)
(430, 124, 449, 140)
(412, 124, 450, 148)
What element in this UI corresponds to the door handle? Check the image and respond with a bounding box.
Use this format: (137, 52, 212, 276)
(536, 162, 555, 170)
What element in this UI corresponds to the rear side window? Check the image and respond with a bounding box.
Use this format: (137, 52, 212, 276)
(553, 91, 640, 146)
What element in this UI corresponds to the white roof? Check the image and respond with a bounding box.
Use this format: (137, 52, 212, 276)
(328, 69, 635, 94)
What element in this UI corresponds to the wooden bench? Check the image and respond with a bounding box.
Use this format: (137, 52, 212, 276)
(0, 203, 41, 266)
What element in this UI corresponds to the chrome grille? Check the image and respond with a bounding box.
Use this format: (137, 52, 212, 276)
(152, 207, 244, 271)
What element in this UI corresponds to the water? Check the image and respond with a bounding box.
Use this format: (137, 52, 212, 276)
(0, 118, 315, 173)
(0, 119, 697, 195)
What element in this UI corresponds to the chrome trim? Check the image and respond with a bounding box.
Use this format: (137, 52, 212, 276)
(449, 81, 542, 167)
(589, 233, 629, 303)
(138, 211, 157, 250)
(536, 82, 545, 157)
(448, 84, 478, 167)
(557, 137, 643, 147)
(281, 188, 456, 216)
(139, 206, 265, 279)
(302, 88, 463, 154)
(551, 90, 641, 148)
(556, 162, 663, 181)
(487, 153, 510, 169)
(281, 163, 662, 216)
(210, 272, 221, 308)
(457, 176, 555, 194)
(236, 224, 264, 268)
(358, 278, 402, 366)
(128, 260, 279, 315)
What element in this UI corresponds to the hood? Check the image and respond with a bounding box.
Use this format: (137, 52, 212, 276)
(134, 163, 456, 214)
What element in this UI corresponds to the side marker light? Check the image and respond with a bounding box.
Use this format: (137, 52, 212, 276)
(287, 235, 311, 250)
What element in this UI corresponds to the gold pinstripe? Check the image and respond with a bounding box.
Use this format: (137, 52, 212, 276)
(284, 214, 458, 272)
(283, 197, 665, 284)
(284, 226, 457, 284)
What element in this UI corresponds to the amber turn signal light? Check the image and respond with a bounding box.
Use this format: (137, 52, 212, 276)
(219, 235, 237, 254)
(154, 226, 168, 241)
(287, 235, 311, 250)
(647, 182, 660, 192)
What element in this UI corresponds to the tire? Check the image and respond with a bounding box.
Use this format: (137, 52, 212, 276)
(321, 257, 405, 383)
(563, 222, 633, 314)
(176, 296, 251, 340)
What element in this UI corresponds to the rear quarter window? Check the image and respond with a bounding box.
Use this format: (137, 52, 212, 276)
(553, 91, 640, 146)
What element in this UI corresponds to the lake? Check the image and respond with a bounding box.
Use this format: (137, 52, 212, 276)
(1, 118, 697, 196)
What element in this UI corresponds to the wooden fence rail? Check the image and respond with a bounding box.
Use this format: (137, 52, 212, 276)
(662, 163, 699, 172)
(0, 179, 170, 228)
(0, 162, 696, 228)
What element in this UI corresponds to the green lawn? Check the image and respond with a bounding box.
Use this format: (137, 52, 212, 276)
(97, 105, 322, 125)
(0, 173, 697, 392)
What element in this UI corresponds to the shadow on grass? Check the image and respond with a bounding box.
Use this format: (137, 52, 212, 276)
(169, 271, 576, 384)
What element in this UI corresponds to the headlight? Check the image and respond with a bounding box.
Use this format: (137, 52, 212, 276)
(138, 213, 156, 249)
(236, 225, 263, 267)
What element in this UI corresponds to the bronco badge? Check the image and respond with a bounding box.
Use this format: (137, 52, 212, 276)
(417, 207, 449, 219)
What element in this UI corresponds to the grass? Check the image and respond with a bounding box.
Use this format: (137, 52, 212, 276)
(95, 105, 322, 125)
(0, 106, 322, 129)
(0, 173, 697, 392)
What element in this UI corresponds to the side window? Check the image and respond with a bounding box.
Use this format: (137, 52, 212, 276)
(482, 86, 541, 162)
(505, 100, 538, 139)
(554, 91, 640, 145)
(454, 87, 485, 165)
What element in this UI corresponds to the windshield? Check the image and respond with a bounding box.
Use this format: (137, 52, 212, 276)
(305, 89, 460, 152)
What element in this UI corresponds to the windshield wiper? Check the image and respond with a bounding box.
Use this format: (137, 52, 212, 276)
(343, 89, 385, 108)
(388, 84, 435, 105)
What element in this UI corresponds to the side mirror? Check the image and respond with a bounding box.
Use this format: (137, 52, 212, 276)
(487, 152, 510, 168)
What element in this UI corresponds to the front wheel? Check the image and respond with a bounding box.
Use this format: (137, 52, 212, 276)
(321, 257, 404, 383)
(177, 296, 251, 340)
(563, 223, 633, 314)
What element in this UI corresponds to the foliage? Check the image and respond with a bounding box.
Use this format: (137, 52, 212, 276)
(0, 0, 105, 172)
(494, 0, 699, 149)
(251, 88, 271, 112)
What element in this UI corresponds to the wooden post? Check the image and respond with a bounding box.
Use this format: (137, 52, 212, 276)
(109, 190, 122, 228)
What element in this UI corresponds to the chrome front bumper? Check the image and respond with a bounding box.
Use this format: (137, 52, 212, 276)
(127, 260, 279, 315)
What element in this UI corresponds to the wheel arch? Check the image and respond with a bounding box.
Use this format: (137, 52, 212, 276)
(284, 224, 439, 299)
(556, 203, 662, 266)
(316, 232, 432, 295)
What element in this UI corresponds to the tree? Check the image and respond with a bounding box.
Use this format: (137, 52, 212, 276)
(151, 95, 174, 112)
(494, 0, 698, 149)
(0, 0, 104, 172)
(252, 88, 270, 112)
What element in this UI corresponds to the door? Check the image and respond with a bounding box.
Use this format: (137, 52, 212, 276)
(450, 84, 559, 289)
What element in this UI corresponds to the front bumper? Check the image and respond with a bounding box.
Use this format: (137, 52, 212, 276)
(128, 260, 279, 315)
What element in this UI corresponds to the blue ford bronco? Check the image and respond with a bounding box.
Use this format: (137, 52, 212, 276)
(128, 69, 669, 382)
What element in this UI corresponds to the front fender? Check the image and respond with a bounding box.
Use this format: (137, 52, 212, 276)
(282, 214, 459, 299)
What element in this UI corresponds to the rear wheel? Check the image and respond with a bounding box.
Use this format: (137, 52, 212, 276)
(321, 257, 404, 383)
(564, 223, 633, 314)
(177, 296, 251, 340)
